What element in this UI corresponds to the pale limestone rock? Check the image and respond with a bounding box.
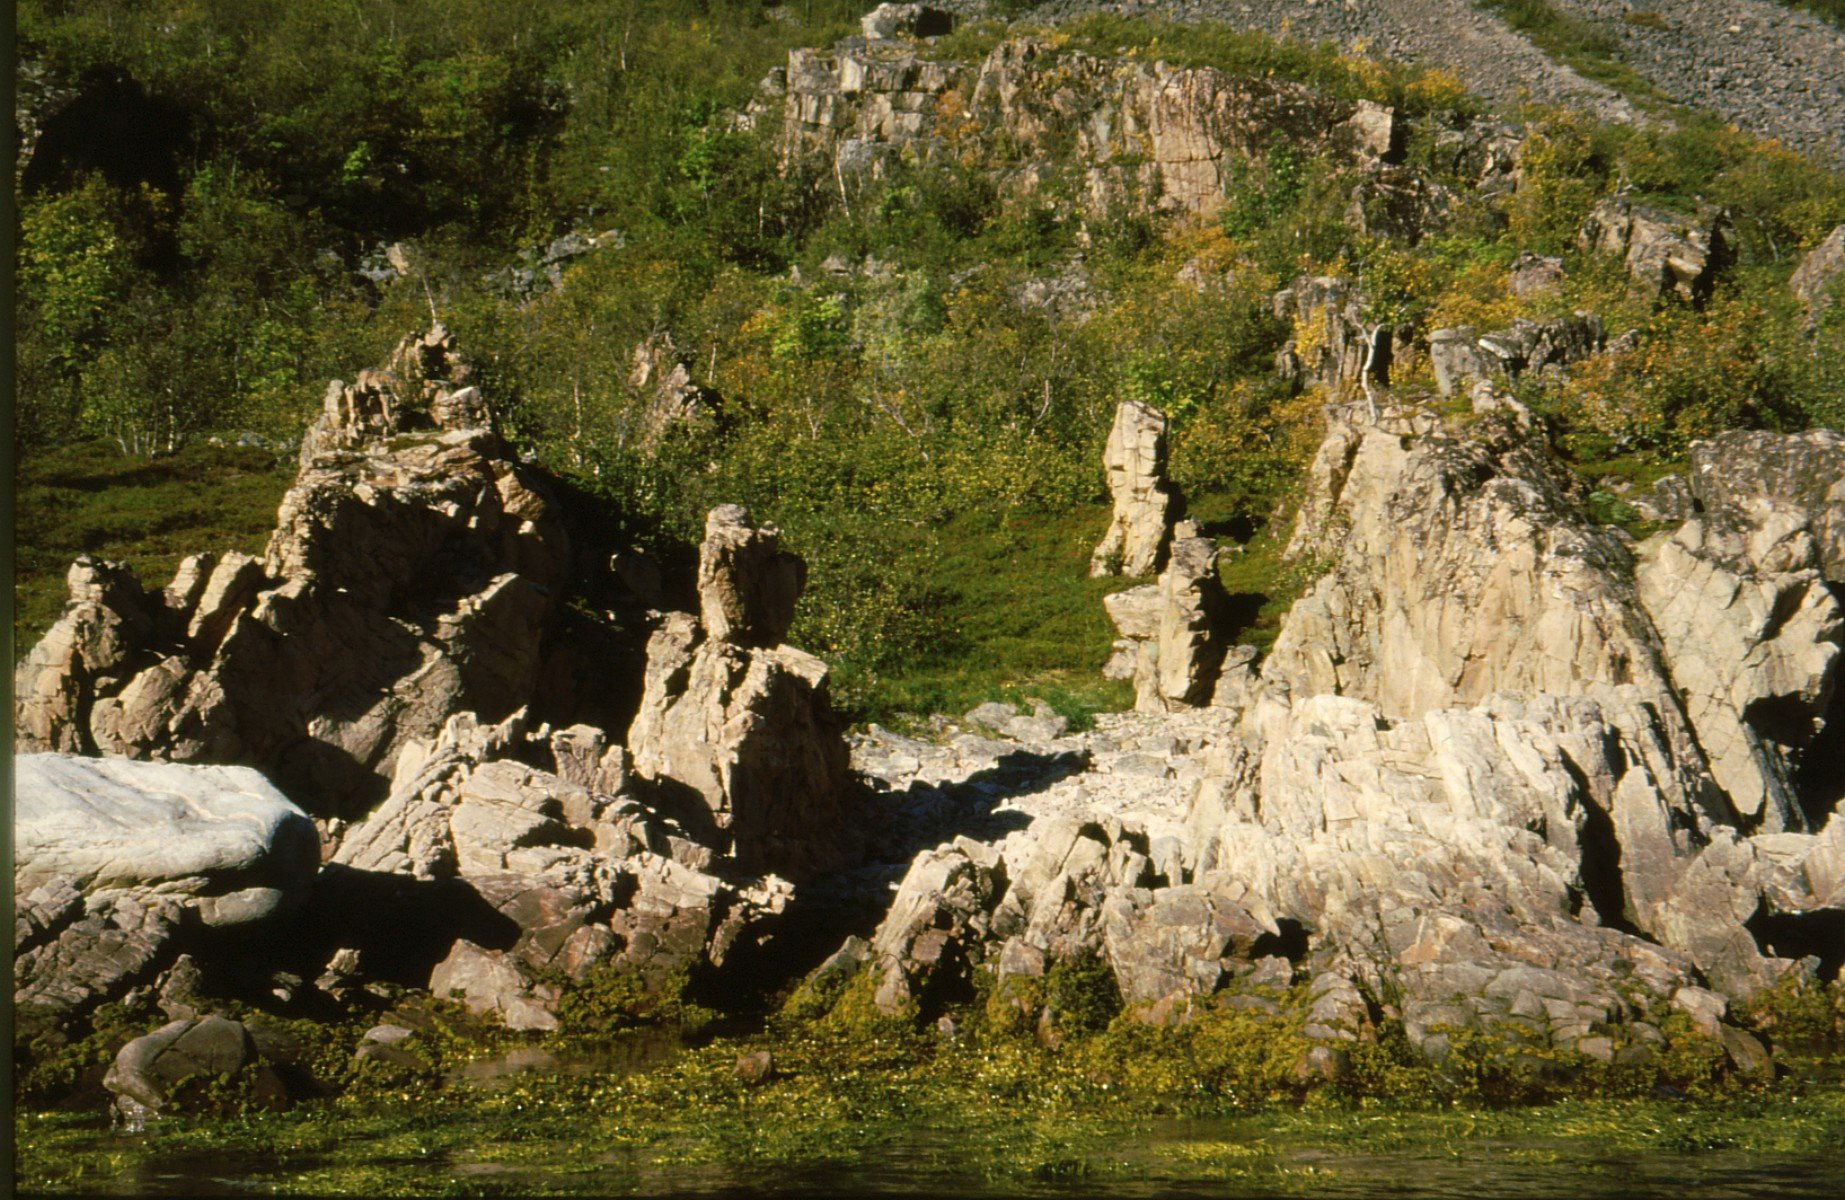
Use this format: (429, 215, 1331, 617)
(1635, 525, 1841, 832)
(1788, 224, 1845, 330)
(1090, 400, 1176, 578)
(696, 505, 806, 647)
(627, 508, 860, 881)
(1149, 534, 1229, 712)
(1686, 427, 1845, 582)
(15, 753, 318, 928)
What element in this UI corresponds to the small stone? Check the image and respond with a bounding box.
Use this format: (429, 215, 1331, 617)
(734, 1050, 775, 1087)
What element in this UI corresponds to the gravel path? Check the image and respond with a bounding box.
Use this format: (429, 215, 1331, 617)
(948, 0, 1845, 162)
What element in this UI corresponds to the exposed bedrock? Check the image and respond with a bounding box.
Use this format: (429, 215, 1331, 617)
(627, 505, 863, 882)
(843, 396, 1843, 1055)
(14, 325, 570, 818)
(1090, 399, 1178, 578)
(15, 754, 319, 1018)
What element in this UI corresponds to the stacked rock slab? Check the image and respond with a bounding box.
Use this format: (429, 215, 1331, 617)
(1103, 525, 1231, 712)
(1090, 400, 1177, 578)
(626, 505, 861, 881)
(329, 707, 794, 1030)
(14, 326, 569, 815)
(14, 755, 319, 1016)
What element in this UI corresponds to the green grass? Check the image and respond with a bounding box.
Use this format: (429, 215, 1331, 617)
(840, 503, 1137, 725)
(13, 440, 294, 652)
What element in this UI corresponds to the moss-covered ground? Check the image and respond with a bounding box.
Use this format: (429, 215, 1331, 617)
(17, 974, 1845, 1196)
(17, 1029, 1844, 1196)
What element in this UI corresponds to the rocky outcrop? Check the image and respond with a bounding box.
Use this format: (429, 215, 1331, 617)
(14, 326, 570, 816)
(768, 35, 1423, 223)
(1427, 313, 1605, 396)
(14, 755, 318, 1018)
(861, 3, 953, 40)
(628, 332, 724, 452)
(626, 507, 861, 880)
(1090, 400, 1177, 577)
(835, 395, 1843, 1053)
(1104, 527, 1230, 712)
(1790, 225, 1845, 331)
(323, 703, 798, 1028)
(1686, 428, 1845, 582)
(1579, 195, 1732, 304)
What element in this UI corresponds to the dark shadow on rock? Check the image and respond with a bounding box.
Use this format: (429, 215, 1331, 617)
(1793, 586, 1845, 830)
(1250, 917, 1310, 962)
(1747, 906, 1845, 982)
(279, 866, 524, 988)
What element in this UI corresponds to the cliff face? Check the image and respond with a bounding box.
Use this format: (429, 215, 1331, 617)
(755, 34, 1462, 223)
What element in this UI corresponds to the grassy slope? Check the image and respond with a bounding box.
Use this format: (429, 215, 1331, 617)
(13, 441, 294, 648)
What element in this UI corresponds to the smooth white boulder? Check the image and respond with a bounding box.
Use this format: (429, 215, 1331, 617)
(14, 753, 319, 926)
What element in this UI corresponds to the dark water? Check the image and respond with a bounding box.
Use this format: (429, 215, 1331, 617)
(30, 1116, 1845, 1199)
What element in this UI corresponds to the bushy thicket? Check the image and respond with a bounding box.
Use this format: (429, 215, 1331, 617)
(14, 2, 1845, 716)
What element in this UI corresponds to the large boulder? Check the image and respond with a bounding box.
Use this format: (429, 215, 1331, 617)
(16, 754, 318, 928)
(1089, 400, 1177, 578)
(103, 1015, 290, 1129)
(627, 507, 861, 881)
(13, 326, 570, 816)
(13, 754, 319, 1018)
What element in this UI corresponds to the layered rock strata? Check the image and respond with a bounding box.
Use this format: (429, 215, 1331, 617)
(1090, 400, 1177, 578)
(841, 396, 1843, 1061)
(627, 505, 862, 881)
(15, 755, 319, 1016)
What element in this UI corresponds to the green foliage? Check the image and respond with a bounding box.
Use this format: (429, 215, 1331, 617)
(551, 965, 716, 1039)
(1220, 145, 1306, 241)
(1043, 952, 1124, 1037)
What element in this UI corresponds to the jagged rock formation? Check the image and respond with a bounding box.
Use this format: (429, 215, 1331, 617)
(1790, 225, 1845, 331)
(626, 506, 861, 880)
(324, 706, 795, 1030)
(1103, 525, 1230, 712)
(759, 34, 1487, 229)
(1579, 195, 1732, 304)
(14, 755, 318, 1016)
(628, 332, 724, 452)
(840, 395, 1843, 1059)
(14, 326, 570, 816)
(1427, 314, 1606, 396)
(1090, 400, 1177, 577)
